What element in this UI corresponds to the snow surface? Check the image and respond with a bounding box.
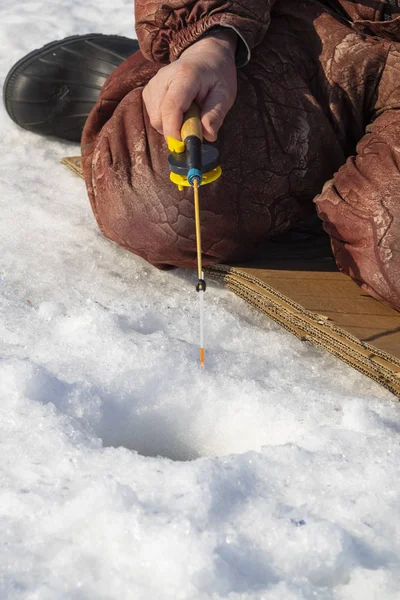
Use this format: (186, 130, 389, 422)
(1, 1, 400, 598)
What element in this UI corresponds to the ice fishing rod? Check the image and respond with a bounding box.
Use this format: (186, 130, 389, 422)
(167, 102, 222, 368)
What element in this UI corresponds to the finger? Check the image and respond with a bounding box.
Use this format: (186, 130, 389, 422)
(142, 76, 168, 135)
(161, 76, 200, 140)
(200, 86, 235, 142)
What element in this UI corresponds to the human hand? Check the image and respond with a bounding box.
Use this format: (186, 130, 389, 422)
(142, 29, 238, 142)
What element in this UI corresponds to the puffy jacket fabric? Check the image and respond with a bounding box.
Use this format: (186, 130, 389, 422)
(81, 0, 400, 310)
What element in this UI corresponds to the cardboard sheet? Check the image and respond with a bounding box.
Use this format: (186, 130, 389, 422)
(61, 156, 85, 180)
(62, 155, 400, 397)
(205, 228, 400, 397)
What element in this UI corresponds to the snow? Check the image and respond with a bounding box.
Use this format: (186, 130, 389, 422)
(1, 1, 400, 598)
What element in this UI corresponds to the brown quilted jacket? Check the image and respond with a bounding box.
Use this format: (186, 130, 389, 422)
(82, 0, 400, 310)
(134, 1, 400, 62)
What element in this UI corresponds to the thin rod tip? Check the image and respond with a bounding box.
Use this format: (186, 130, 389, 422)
(200, 347, 205, 368)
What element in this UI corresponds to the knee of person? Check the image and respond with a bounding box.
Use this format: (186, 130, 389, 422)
(90, 165, 202, 269)
(329, 234, 400, 312)
(129, 213, 241, 270)
(316, 180, 400, 312)
(88, 132, 267, 270)
(94, 182, 247, 270)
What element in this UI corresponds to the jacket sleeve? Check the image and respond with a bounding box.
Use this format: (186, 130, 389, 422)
(134, 0, 277, 66)
(314, 45, 400, 311)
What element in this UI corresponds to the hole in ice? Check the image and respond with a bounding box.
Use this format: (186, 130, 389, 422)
(24, 361, 285, 462)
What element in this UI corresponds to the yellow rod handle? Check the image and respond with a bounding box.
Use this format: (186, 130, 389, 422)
(181, 102, 203, 143)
